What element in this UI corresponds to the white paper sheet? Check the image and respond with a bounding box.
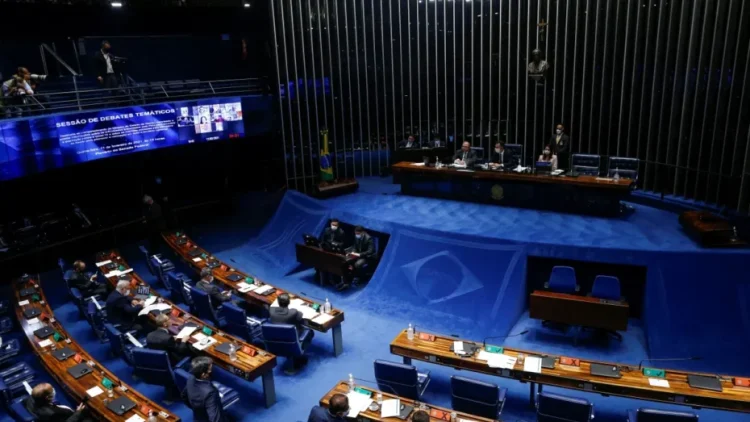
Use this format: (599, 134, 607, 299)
(254, 285, 274, 295)
(125, 415, 145, 422)
(453, 341, 465, 355)
(524, 356, 542, 374)
(411, 162, 426, 166)
(346, 391, 374, 418)
(120, 268, 134, 274)
(176, 326, 198, 340)
(95, 260, 112, 267)
(26, 317, 40, 325)
(138, 303, 172, 316)
(104, 270, 120, 278)
(487, 354, 517, 369)
(91, 297, 102, 310)
(86, 386, 104, 398)
(648, 378, 670, 388)
(237, 282, 258, 293)
(125, 333, 143, 348)
(18, 300, 29, 306)
(143, 296, 157, 307)
(476, 350, 493, 361)
(380, 399, 401, 418)
(191, 334, 217, 351)
(23, 381, 32, 395)
(312, 313, 334, 325)
(192, 257, 203, 262)
(38, 339, 53, 348)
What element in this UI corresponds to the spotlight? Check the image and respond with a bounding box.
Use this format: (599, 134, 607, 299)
(111, 1, 123, 7)
(244, 3, 250, 7)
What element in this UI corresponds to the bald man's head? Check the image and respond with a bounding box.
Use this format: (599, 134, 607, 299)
(461, 141, 470, 152)
(31, 383, 55, 403)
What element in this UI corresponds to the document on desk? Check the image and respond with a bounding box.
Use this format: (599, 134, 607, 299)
(524, 356, 542, 374)
(312, 313, 334, 325)
(95, 260, 112, 267)
(191, 333, 217, 351)
(453, 341, 466, 355)
(346, 391, 374, 417)
(26, 317, 40, 325)
(38, 339, 53, 348)
(237, 282, 258, 293)
(175, 326, 198, 340)
(254, 285, 274, 295)
(143, 296, 157, 307)
(476, 350, 493, 361)
(487, 354, 517, 369)
(192, 257, 203, 262)
(138, 303, 172, 316)
(648, 378, 670, 388)
(18, 300, 29, 306)
(411, 162, 426, 166)
(86, 386, 104, 398)
(125, 415, 145, 422)
(380, 399, 401, 418)
(104, 270, 121, 278)
(120, 268, 133, 275)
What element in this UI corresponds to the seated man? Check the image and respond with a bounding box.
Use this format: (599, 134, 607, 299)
(318, 219, 346, 286)
(106, 280, 145, 333)
(398, 135, 419, 149)
(269, 293, 314, 368)
(452, 141, 477, 167)
(182, 357, 227, 422)
(146, 313, 195, 364)
(307, 393, 348, 422)
(411, 410, 430, 422)
(23, 382, 88, 422)
(489, 142, 513, 169)
(65, 260, 108, 297)
(337, 226, 376, 291)
(196, 268, 232, 306)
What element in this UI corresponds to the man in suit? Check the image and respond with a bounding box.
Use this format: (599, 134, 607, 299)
(64, 260, 108, 297)
(269, 293, 314, 369)
(307, 393, 349, 422)
(143, 195, 166, 254)
(23, 383, 88, 422)
(319, 219, 346, 286)
(106, 280, 144, 333)
(452, 141, 478, 167)
(338, 226, 376, 291)
(182, 357, 227, 422)
(548, 123, 570, 169)
(398, 135, 419, 149)
(196, 268, 232, 306)
(147, 313, 195, 364)
(489, 142, 513, 169)
(93, 40, 120, 89)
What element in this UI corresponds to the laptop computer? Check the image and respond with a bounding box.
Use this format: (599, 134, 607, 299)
(134, 285, 150, 301)
(227, 274, 243, 282)
(536, 161, 552, 174)
(106, 396, 136, 416)
(590, 363, 622, 379)
(52, 347, 75, 361)
(303, 234, 320, 247)
(67, 363, 93, 379)
(33, 326, 55, 339)
(541, 356, 556, 369)
(19, 287, 36, 297)
(23, 308, 41, 319)
(687, 375, 723, 392)
(175, 238, 188, 246)
(214, 342, 233, 356)
(187, 249, 203, 258)
(398, 404, 415, 420)
(206, 260, 221, 269)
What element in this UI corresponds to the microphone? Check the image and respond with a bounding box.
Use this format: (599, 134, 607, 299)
(352, 377, 399, 397)
(638, 356, 701, 371)
(482, 330, 529, 348)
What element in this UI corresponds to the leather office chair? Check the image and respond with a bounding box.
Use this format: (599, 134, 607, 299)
(608, 156, 639, 181)
(450, 376, 507, 419)
(0, 363, 35, 402)
(173, 368, 240, 410)
(373, 359, 431, 400)
(536, 391, 593, 422)
(504, 144, 524, 166)
(0, 317, 12, 335)
(139, 245, 156, 275)
(222, 302, 264, 344)
(57, 258, 67, 277)
(545, 266, 579, 294)
(9, 398, 35, 422)
(0, 300, 9, 315)
(190, 287, 226, 328)
(470, 147, 485, 163)
(167, 272, 194, 306)
(86, 300, 108, 343)
(104, 323, 142, 366)
(571, 154, 601, 176)
(261, 323, 313, 374)
(627, 408, 698, 422)
(591, 275, 621, 301)
(0, 339, 20, 366)
(131, 349, 189, 393)
(150, 255, 176, 287)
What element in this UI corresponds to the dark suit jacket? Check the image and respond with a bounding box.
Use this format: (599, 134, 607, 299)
(93, 50, 117, 80)
(23, 397, 85, 422)
(308, 406, 346, 422)
(549, 133, 570, 155)
(196, 280, 231, 306)
(181, 376, 226, 422)
(320, 227, 345, 246)
(452, 149, 478, 167)
(147, 328, 192, 363)
(105, 290, 142, 328)
(490, 150, 513, 166)
(398, 140, 419, 149)
(345, 233, 376, 259)
(65, 269, 103, 297)
(269, 306, 303, 335)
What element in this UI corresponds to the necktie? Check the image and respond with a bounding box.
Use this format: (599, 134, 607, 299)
(463, 152, 467, 161)
(501, 152, 504, 163)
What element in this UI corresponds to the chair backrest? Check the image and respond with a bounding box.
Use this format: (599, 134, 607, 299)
(70, 287, 84, 305)
(572, 154, 601, 176)
(104, 323, 126, 357)
(450, 376, 500, 419)
(222, 302, 249, 338)
(631, 408, 698, 422)
(57, 258, 67, 276)
(167, 272, 193, 305)
(190, 287, 220, 323)
(537, 392, 593, 422)
(139, 245, 155, 275)
(608, 156, 639, 180)
(131, 349, 174, 385)
(591, 275, 621, 301)
(261, 323, 303, 358)
(471, 147, 485, 162)
(547, 266, 578, 294)
(173, 367, 191, 393)
(373, 360, 420, 400)
(504, 144, 523, 163)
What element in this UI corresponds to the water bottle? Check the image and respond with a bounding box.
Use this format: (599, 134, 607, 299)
(323, 298, 332, 314)
(450, 411, 457, 422)
(229, 343, 237, 361)
(613, 167, 620, 182)
(148, 412, 158, 422)
(376, 392, 383, 405)
(407, 323, 415, 340)
(348, 373, 355, 392)
(435, 156, 439, 168)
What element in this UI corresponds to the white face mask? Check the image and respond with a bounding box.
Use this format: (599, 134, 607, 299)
(355, 234, 362, 239)
(331, 225, 338, 230)
(124, 290, 131, 296)
(495, 148, 502, 153)
(556, 129, 562, 135)
(544, 150, 551, 155)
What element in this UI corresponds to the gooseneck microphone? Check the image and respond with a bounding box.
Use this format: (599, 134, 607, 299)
(638, 356, 702, 371)
(482, 330, 530, 348)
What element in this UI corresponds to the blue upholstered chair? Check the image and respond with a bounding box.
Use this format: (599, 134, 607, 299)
(627, 408, 698, 422)
(86, 300, 108, 343)
(173, 368, 240, 410)
(373, 360, 431, 400)
(9, 398, 35, 422)
(190, 287, 226, 327)
(608, 156, 639, 181)
(167, 272, 194, 306)
(536, 392, 593, 422)
(140, 245, 156, 275)
(450, 376, 507, 419)
(104, 323, 141, 366)
(223, 302, 263, 343)
(0, 339, 20, 366)
(261, 323, 313, 374)
(0, 299, 9, 315)
(591, 275, 621, 301)
(131, 349, 188, 392)
(0, 362, 35, 402)
(0, 317, 12, 334)
(545, 266, 579, 294)
(571, 154, 601, 176)
(150, 255, 176, 287)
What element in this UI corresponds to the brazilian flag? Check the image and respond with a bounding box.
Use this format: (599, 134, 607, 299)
(320, 129, 334, 181)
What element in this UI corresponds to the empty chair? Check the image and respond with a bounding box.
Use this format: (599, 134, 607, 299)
(140, 245, 155, 275)
(9, 398, 35, 422)
(173, 368, 239, 410)
(450, 376, 507, 419)
(470, 147, 485, 163)
(0, 363, 36, 400)
(545, 266, 579, 294)
(0, 316, 12, 334)
(608, 156, 639, 181)
(190, 287, 226, 327)
(0, 339, 20, 366)
(571, 154, 601, 176)
(151, 256, 176, 287)
(131, 349, 188, 392)
(222, 302, 263, 344)
(504, 144, 524, 166)
(167, 272, 193, 305)
(373, 360, 431, 400)
(0, 299, 9, 315)
(537, 392, 593, 422)
(591, 275, 621, 301)
(627, 408, 698, 422)
(261, 323, 313, 374)
(104, 323, 141, 365)
(85, 300, 108, 342)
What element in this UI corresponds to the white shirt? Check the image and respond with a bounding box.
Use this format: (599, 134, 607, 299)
(102, 50, 114, 74)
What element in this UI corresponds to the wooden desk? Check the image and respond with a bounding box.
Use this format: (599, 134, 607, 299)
(390, 330, 750, 413)
(162, 232, 346, 356)
(295, 244, 348, 277)
(679, 211, 746, 247)
(392, 161, 634, 216)
(12, 277, 179, 422)
(96, 250, 278, 408)
(529, 291, 629, 331)
(320, 381, 499, 422)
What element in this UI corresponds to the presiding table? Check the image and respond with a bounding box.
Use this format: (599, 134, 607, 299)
(96, 250, 278, 408)
(390, 329, 750, 413)
(13, 276, 179, 421)
(162, 231, 346, 356)
(529, 290, 630, 332)
(295, 244, 349, 278)
(391, 161, 635, 216)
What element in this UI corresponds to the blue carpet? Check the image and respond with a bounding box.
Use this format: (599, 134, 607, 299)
(15, 178, 749, 421)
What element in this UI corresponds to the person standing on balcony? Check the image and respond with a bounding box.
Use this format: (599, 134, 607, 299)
(94, 40, 120, 89)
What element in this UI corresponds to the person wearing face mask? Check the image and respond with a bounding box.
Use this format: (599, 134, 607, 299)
(182, 357, 228, 422)
(538, 144, 558, 170)
(106, 280, 145, 333)
(23, 383, 88, 422)
(490, 142, 513, 169)
(548, 123, 570, 168)
(338, 226, 376, 290)
(453, 141, 478, 167)
(94, 40, 120, 89)
(319, 219, 346, 286)
(196, 268, 233, 306)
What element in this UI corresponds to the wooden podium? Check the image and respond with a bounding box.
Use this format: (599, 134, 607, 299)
(679, 211, 746, 247)
(314, 178, 359, 198)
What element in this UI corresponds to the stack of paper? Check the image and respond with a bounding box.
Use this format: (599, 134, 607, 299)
(175, 326, 198, 340)
(487, 354, 517, 369)
(95, 260, 112, 267)
(648, 378, 670, 388)
(411, 162, 426, 166)
(237, 282, 258, 293)
(104, 270, 121, 278)
(254, 285, 274, 295)
(125, 415, 145, 422)
(524, 356, 542, 374)
(143, 296, 158, 307)
(312, 313, 334, 325)
(191, 333, 218, 351)
(476, 350, 493, 361)
(138, 303, 172, 316)
(120, 268, 134, 275)
(454, 341, 466, 355)
(192, 257, 203, 262)
(346, 391, 374, 417)
(380, 399, 401, 418)
(38, 339, 53, 348)
(86, 386, 104, 398)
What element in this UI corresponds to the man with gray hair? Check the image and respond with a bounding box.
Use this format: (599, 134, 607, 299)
(147, 313, 194, 363)
(142, 194, 165, 254)
(106, 279, 145, 332)
(196, 267, 232, 306)
(23, 382, 88, 421)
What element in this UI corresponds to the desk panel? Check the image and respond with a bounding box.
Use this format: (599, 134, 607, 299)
(529, 291, 629, 331)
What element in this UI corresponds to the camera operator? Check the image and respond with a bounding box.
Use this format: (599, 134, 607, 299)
(1, 67, 46, 117)
(94, 40, 124, 90)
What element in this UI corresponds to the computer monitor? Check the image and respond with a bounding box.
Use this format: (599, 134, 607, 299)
(303, 234, 320, 247)
(536, 161, 552, 174)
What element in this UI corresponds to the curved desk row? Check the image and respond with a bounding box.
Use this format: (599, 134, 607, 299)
(390, 330, 750, 413)
(161, 232, 346, 356)
(96, 250, 278, 408)
(12, 276, 178, 422)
